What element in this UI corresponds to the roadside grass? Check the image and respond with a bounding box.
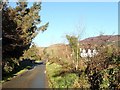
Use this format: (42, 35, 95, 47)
(46, 62, 80, 88)
(35, 60, 41, 63)
(14, 69, 27, 76)
(0, 68, 28, 83)
(73, 72, 90, 88)
(1, 65, 33, 83)
(1, 59, 42, 84)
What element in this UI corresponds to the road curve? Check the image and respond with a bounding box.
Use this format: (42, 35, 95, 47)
(2, 64, 48, 88)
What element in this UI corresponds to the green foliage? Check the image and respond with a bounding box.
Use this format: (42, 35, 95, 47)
(73, 72, 90, 88)
(2, 1, 48, 74)
(66, 35, 80, 70)
(46, 35, 120, 89)
(100, 66, 120, 89)
(21, 44, 41, 61)
(66, 35, 78, 50)
(46, 62, 78, 88)
(14, 69, 27, 76)
(85, 44, 120, 89)
(56, 74, 78, 88)
(66, 35, 79, 56)
(42, 47, 49, 59)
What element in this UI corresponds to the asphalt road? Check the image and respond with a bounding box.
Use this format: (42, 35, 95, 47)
(2, 64, 48, 88)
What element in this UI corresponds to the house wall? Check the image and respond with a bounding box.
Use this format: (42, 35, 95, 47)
(80, 48, 98, 58)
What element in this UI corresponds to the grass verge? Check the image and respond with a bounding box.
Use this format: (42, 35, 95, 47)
(1, 68, 29, 83)
(46, 62, 79, 88)
(14, 69, 27, 76)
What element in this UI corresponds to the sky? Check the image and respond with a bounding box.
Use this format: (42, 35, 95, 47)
(32, 2, 118, 47)
(9, 2, 118, 47)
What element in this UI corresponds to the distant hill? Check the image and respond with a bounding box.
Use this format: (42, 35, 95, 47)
(80, 35, 119, 44)
(38, 35, 120, 59)
(38, 44, 71, 60)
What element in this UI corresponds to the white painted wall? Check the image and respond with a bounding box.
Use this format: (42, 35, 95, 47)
(80, 48, 98, 58)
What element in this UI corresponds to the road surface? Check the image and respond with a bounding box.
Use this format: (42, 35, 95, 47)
(2, 64, 48, 89)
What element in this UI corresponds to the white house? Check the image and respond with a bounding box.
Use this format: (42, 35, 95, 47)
(80, 48, 98, 58)
(80, 49, 88, 58)
(92, 49, 98, 56)
(87, 49, 92, 57)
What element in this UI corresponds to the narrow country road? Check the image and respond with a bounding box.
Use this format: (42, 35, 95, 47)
(2, 63, 48, 89)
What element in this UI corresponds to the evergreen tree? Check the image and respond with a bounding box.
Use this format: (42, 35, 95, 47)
(2, 1, 48, 74)
(21, 44, 41, 61)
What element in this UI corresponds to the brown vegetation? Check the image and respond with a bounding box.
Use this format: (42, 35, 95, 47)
(43, 35, 120, 89)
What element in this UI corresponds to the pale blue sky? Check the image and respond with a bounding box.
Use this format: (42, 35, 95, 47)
(9, 2, 118, 47)
(33, 2, 118, 47)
